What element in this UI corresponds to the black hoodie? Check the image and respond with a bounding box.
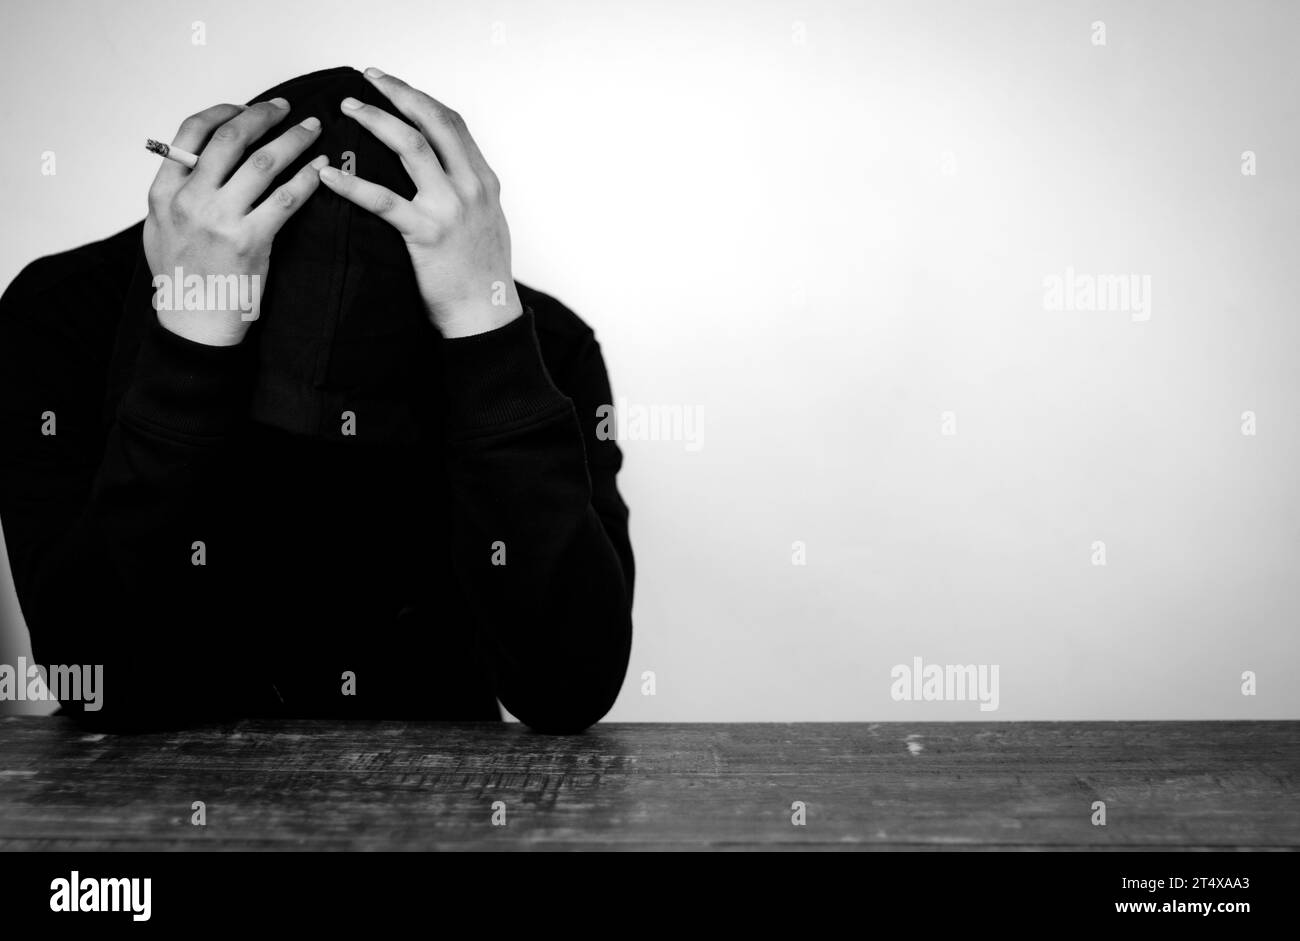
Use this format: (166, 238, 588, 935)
(0, 67, 634, 732)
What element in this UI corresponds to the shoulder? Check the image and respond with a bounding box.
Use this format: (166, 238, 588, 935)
(1, 221, 142, 327)
(517, 281, 608, 384)
(518, 281, 596, 344)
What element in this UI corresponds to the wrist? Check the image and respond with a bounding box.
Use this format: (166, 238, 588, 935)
(156, 309, 251, 348)
(437, 304, 570, 432)
(433, 297, 524, 339)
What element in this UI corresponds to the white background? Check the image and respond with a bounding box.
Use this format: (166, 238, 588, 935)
(2, 0, 1297, 719)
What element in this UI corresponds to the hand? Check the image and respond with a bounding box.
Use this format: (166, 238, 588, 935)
(144, 99, 327, 347)
(317, 68, 523, 339)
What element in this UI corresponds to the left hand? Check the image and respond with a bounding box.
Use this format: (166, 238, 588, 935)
(318, 68, 523, 339)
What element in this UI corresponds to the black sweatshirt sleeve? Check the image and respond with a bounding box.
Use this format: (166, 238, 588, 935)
(438, 302, 634, 734)
(0, 257, 260, 724)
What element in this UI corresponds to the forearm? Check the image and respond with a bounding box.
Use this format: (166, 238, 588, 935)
(439, 309, 634, 732)
(1, 305, 255, 713)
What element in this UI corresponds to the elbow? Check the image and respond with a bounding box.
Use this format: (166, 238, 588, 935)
(502, 669, 625, 735)
(516, 706, 613, 736)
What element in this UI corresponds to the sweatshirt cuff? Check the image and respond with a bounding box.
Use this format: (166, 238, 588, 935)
(117, 314, 256, 441)
(438, 306, 570, 434)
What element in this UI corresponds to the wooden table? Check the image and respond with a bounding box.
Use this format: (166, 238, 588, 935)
(0, 719, 1295, 850)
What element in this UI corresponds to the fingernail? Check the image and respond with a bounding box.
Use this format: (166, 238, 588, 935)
(268, 97, 290, 109)
(309, 155, 329, 170)
(300, 116, 321, 131)
(364, 67, 385, 79)
(341, 97, 363, 111)
(319, 166, 341, 182)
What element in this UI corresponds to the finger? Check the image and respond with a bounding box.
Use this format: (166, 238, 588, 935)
(189, 98, 292, 189)
(317, 165, 422, 233)
(151, 103, 245, 195)
(222, 116, 323, 211)
(338, 96, 451, 196)
(362, 69, 487, 184)
(246, 155, 330, 239)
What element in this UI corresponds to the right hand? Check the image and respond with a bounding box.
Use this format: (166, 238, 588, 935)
(144, 99, 327, 347)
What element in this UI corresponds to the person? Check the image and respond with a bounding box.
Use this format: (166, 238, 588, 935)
(0, 66, 634, 733)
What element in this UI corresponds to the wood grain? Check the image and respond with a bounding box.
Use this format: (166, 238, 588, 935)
(0, 719, 1295, 850)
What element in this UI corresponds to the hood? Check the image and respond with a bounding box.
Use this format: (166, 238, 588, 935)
(245, 66, 438, 443)
(117, 66, 441, 445)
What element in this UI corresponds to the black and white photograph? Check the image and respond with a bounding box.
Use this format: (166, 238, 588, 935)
(0, 0, 1295, 922)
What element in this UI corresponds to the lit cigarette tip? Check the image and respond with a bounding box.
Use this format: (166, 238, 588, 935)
(146, 138, 198, 168)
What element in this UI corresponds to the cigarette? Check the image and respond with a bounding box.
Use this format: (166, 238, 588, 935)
(145, 138, 198, 169)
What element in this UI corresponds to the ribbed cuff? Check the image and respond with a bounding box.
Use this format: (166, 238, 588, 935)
(439, 306, 570, 434)
(117, 314, 256, 441)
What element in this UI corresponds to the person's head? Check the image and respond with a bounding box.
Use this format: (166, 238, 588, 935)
(242, 67, 437, 443)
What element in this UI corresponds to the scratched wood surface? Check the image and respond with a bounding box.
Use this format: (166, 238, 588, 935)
(0, 720, 1295, 850)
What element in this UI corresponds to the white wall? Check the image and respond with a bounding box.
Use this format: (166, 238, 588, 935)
(2, 0, 1296, 720)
